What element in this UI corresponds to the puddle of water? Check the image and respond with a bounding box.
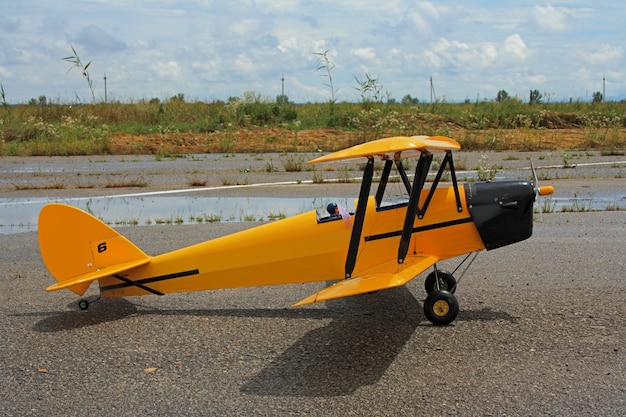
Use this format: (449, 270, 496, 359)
(1, 191, 624, 235)
(544, 194, 626, 212)
(0, 195, 353, 235)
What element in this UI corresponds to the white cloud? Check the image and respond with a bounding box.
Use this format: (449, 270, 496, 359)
(350, 47, 377, 62)
(532, 5, 568, 32)
(433, 38, 469, 54)
(406, 1, 446, 35)
(255, 0, 301, 14)
(151, 61, 181, 78)
(230, 18, 262, 38)
(503, 34, 528, 60)
(191, 60, 220, 79)
(407, 11, 431, 35)
(587, 44, 622, 64)
(417, 0, 445, 19)
(528, 74, 547, 85)
(234, 54, 256, 76)
(481, 44, 498, 64)
(277, 37, 298, 53)
(75, 24, 126, 52)
(425, 38, 498, 68)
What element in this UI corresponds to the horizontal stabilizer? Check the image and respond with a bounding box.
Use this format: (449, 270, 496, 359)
(46, 258, 151, 292)
(293, 254, 438, 306)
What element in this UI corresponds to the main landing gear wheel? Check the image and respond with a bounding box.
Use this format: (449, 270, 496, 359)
(78, 299, 90, 310)
(425, 270, 457, 294)
(424, 290, 459, 326)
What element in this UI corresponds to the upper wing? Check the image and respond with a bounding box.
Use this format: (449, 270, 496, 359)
(292, 254, 438, 306)
(308, 135, 460, 164)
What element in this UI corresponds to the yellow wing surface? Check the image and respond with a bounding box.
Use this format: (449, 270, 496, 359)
(293, 254, 439, 306)
(308, 135, 460, 164)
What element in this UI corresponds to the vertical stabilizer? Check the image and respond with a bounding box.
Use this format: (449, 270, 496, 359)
(38, 204, 150, 295)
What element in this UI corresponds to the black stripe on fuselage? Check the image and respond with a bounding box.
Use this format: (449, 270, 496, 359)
(364, 217, 473, 242)
(100, 269, 200, 294)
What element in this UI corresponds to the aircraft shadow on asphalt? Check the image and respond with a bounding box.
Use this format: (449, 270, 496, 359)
(25, 286, 517, 397)
(238, 288, 518, 397)
(240, 286, 422, 397)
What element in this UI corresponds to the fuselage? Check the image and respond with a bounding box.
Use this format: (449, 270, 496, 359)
(97, 180, 536, 299)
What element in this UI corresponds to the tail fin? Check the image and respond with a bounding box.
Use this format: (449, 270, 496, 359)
(38, 204, 151, 296)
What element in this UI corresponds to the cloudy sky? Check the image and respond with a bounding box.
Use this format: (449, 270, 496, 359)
(1, 0, 624, 104)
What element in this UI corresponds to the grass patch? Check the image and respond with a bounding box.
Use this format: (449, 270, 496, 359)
(266, 210, 287, 221)
(104, 177, 148, 188)
(188, 178, 208, 187)
(560, 193, 594, 212)
(605, 202, 626, 211)
(13, 182, 65, 190)
(282, 155, 305, 172)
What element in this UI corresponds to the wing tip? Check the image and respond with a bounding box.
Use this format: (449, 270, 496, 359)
(292, 293, 318, 307)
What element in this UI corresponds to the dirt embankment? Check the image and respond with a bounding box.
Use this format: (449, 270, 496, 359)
(109, 128, 356, 154)
(108, 127, 625, 155)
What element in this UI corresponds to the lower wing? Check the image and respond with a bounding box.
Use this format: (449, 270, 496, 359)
(292, 254, 438, 306)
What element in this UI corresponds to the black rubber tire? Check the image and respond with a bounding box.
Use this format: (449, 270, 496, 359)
(424, 270, 457, 294)
(78, 299, 89, 310)
(424, 290, 459, 325)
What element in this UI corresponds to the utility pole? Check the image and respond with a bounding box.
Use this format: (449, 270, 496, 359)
(104, 73, 107, 103)
(602, 75, 605, 102)
(429, 76, 436, 104)
(281, 74, 285, 96)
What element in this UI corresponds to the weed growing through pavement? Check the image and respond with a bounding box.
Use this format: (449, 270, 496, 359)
(282, 154, 305, 172)
(13, 181, 66, 190)
(475, 155, 499, 181)
(188, 178, 208, 187)
(104, 176, 147, 188)
(560, 193, 594, 212)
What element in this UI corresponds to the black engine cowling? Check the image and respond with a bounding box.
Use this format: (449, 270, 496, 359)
(465, 181, 535, 250)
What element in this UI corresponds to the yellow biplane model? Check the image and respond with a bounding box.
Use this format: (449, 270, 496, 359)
(39, 135, 554, 325)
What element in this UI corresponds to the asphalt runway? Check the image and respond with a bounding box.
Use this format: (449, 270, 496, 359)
(1, 211, 624, 416)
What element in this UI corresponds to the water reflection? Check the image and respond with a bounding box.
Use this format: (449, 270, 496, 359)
(0, 195, 352, 235)
(1, 191, 625, 235)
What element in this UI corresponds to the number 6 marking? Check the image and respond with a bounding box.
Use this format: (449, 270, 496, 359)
(97, 242, 107, 253)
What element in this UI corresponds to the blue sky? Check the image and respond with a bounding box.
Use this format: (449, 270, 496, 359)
(1, 0, 624, 104)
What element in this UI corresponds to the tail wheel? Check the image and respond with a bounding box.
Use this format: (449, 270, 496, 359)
(425, 270, 457, 294)
(424, 290, 459, 325)
(78, 299, 90, 310)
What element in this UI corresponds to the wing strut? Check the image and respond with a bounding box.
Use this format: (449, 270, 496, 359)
(345, 157, 375, 278)
(417, 151, 463, 218)
(395, 159, 413, 195)
(373, 158, 414, 209)
(448, 151, 463, 212)
(375, 159, 393, 207)
(398, 152, 433, 264)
